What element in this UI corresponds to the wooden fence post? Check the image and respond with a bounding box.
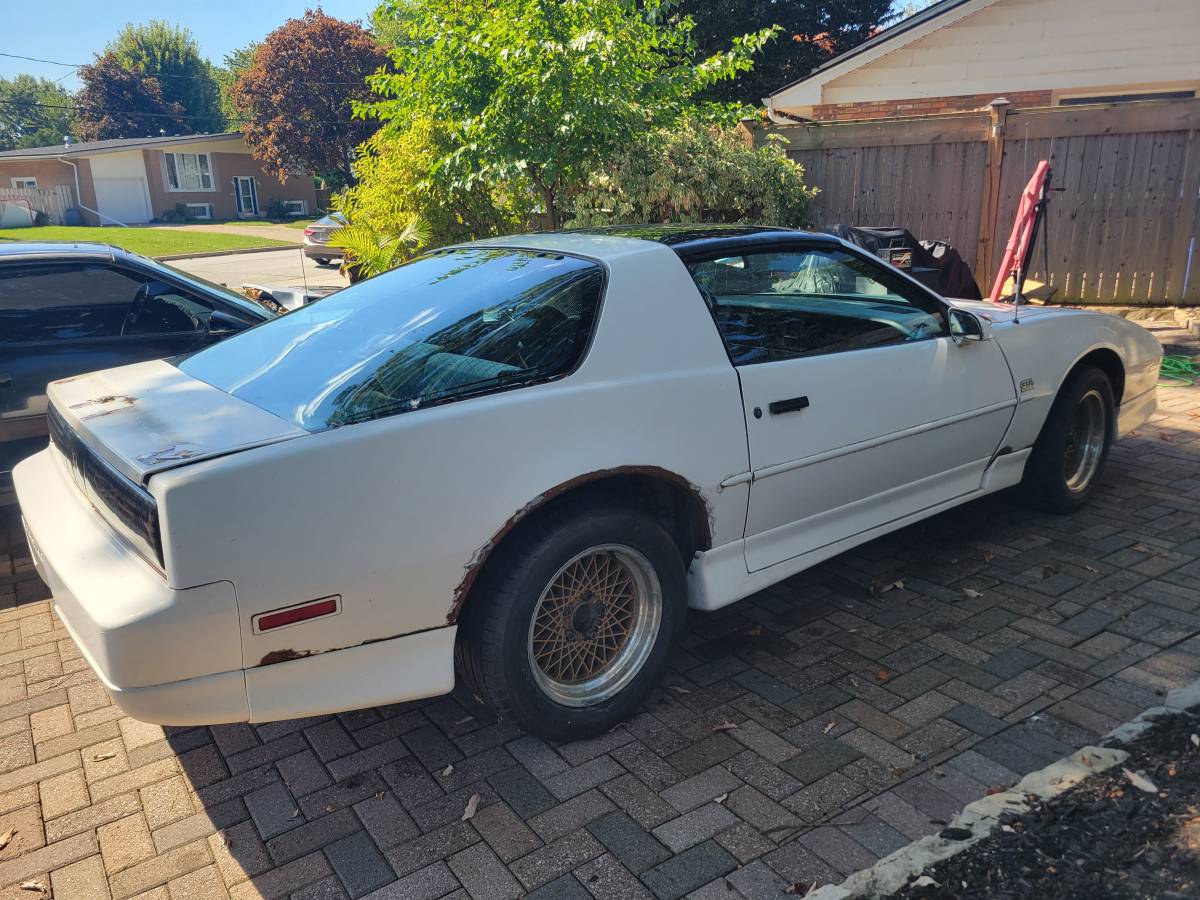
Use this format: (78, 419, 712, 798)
(974, 98, 1010, 287)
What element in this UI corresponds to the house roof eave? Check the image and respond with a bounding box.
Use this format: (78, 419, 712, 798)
(764, 0, 1000, 108)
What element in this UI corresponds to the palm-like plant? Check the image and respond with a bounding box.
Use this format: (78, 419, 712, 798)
(329, 214, 431, 282)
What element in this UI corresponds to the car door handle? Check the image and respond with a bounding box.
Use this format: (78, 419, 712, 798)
(769, 395, 810, 415)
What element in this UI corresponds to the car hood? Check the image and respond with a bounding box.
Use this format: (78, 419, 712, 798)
(47, 359, 306, 485)
(945, 298, 1070, 324)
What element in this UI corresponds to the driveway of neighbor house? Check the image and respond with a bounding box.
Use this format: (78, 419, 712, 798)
(168, 247, 347, 292)
(0, 324, 1197, 900)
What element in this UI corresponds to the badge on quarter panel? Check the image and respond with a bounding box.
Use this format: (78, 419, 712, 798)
(1020, 378, 1035, 393)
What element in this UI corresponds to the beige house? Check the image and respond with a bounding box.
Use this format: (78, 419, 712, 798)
(765, 0, 1200, 122)
(0, 132, 317, 225)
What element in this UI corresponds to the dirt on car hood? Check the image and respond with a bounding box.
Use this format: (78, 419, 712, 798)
(47, 358, 307, 485)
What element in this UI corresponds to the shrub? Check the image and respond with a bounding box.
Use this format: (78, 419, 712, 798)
(568, 122, 816, 228)
(335, 119, 520, 252)
(159, 202, 192, 224)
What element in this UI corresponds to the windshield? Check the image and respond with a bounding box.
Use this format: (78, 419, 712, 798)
(177, 248, 604, 430)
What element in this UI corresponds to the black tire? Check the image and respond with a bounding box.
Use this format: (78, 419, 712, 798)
(457, 502, 687, 741)
(1019, 366, 1115, 513)
(313, 257, 332, 266)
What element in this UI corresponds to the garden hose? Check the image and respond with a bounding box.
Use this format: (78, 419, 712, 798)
(1159, 355, 1200, 385)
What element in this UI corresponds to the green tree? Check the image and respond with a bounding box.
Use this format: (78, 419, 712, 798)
(213, 43, 258, 128)
(363, 0, 778, 228)
(569, 122, 816, 227)
(73, 53, 188, 141)
(670, 0, 896, 103)
(0, 75, 74, 151)
(107, 21, 223, 132)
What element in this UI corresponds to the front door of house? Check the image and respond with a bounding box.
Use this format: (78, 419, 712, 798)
(234, 177, 258, 217)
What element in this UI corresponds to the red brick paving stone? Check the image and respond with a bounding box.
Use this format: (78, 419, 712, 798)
(99, 813, 156, 874)
(165, 863, 226, 900)
(44, 791, 143, 843)
(227, 850, 333, 900)
(447, 841, 523, 899)
(29, 705, 72, 745)
(509, 829, 605, 891)
(50, 854, 111, 900)
(361, 861, 458, 900)
(573, 851, 654, 900)
(106, 839, 212, 900)
(0, 829, 97, 890)
(528, 788, 615, 842)
(0, 802, 45, 861)
(207, 819, 271, 888)
(0, 751, 80, 796)
(0, 785, 38, 818)
(37, 763, 88, 820)
(41, 721, 122, 765)
(140, 776, 194, 830)
(0, 734, 33, 775)
(469, 800, 542, 863)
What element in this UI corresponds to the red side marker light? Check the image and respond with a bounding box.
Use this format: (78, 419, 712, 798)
(256, 597, 339, 631)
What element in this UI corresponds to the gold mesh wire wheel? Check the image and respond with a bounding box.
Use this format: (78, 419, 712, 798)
(1064, 388, 1107, 493)
(526, 544, 662, 708)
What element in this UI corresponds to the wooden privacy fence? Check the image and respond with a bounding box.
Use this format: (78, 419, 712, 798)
(753, 98, 1200, 306)
(0, 185, 75, 226)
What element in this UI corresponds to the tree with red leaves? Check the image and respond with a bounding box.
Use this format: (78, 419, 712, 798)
(74, 53, 188, 141)
(230, 10, 388, 187)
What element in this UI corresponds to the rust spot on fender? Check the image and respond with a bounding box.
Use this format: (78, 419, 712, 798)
(446, 465, 713, 624)
(70, 395, 137, 420)
(258, 648, 313, 666)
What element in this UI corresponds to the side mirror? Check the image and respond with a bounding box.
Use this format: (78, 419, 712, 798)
(948, 308, 993, 344)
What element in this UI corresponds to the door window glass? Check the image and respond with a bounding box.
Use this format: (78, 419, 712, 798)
(0, 263, 149, 343)
(688, 247, 947, 365)
(121, 286, 215, 336)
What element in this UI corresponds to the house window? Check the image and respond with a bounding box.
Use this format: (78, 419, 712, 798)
(164, 153, 214, 192)
(9, 177, 37, 189)
(281, 200, 307, 216)
(184, 203, 212, 220)
(1057, 89, 1196, 106)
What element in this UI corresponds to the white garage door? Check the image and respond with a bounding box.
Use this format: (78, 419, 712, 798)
(93, 176, 152, 225)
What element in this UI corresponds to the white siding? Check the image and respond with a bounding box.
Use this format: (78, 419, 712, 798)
(826, 0, 1199, 102)
(774, 0, 1200, 110)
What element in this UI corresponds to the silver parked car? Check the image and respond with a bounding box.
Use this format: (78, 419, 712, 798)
(301, 212, 346, 266)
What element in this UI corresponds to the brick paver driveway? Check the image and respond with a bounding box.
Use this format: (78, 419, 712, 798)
(2, 324, 1199, 900)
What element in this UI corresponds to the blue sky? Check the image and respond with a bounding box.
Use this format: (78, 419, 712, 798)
(0, 0, 377, 88)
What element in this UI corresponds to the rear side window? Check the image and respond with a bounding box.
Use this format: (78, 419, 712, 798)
(178, 248, 604, 430)
(0, 263, 149, 343)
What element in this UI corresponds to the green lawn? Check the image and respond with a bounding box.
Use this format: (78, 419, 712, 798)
(0, 226, 294, 258)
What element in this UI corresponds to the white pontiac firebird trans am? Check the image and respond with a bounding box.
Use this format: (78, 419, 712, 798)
(16, 226, 1162, 740)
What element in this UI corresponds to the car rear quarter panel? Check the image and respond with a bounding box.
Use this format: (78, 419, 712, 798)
(992, 308, 1161, 450)
(152, 245, 751, 670)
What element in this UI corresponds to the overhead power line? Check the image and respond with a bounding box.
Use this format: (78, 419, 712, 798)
(0, 50, 384, 88)
(0, 97, 377, 129)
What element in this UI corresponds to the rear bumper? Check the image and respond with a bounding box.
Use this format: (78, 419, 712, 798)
(302, 241, 340, 259)
(15, 446, 457, 725)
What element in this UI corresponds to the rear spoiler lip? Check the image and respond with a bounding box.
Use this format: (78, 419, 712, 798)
(133, 432, 309, 484)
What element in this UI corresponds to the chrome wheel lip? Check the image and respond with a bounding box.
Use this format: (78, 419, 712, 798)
(1064, 388, 1107, 493)
(526, 544, 662, 709)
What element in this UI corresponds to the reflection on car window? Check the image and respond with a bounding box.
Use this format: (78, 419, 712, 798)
(688, 248, 946, 365)
(0, 264, 148, 343)
(178, 248, 604, 430)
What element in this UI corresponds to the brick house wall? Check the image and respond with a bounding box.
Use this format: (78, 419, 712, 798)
(0, 157, 98, 222)
(141, 149, 317, 221)
(808, 89, 1053, 122)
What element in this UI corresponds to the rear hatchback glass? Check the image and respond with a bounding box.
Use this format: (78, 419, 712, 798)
(177, 248, 604, 430)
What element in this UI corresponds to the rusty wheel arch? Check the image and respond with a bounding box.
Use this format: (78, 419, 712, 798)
(447, 466, 712, 624)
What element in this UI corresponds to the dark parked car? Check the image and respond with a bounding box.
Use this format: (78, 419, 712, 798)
(0, 242, 271, 484)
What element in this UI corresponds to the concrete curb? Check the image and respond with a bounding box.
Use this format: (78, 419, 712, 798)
(806, 676, 1200, 900)
(154, 243, 302, 262)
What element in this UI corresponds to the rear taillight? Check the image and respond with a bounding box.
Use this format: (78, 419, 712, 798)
(303, 228, 315, 236)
